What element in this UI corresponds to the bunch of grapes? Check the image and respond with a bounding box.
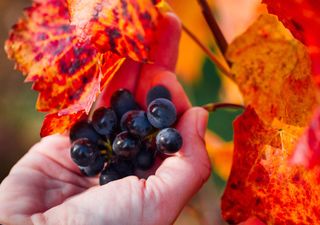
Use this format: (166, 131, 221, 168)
(69, 85, 183, 185)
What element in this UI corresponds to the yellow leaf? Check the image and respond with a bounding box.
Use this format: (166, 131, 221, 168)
(226, 14, 318, 126)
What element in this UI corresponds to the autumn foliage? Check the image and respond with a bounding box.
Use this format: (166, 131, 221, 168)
(5, 0, 159, 136)
(5, 0, 320, 224)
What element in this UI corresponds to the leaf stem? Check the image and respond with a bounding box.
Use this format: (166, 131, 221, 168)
(197, 0, 228, 55)
(202, 102, 245, 112)
(182, 24, 231, 76)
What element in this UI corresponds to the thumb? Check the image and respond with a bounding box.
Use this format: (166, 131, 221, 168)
(144, 107, 211, 224)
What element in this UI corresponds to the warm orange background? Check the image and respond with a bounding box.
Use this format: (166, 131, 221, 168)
(0, 0, 43, 182)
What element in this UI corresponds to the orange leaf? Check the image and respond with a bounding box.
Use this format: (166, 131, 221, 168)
(226, 14, 318, 126)
(5, 0, 128, 136)
(40, 110, 87, 137)
(222, 14, 320, 224)
(222, 107, 320, 224)
(68, 0, 160, 62)
(5, 0, 96, 113)
(263, 0, 320, 172)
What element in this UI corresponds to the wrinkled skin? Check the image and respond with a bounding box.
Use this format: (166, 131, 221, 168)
(0, 13, 263, 225)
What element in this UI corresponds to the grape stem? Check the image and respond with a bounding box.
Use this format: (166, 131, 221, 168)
(202, 102, 245, 112)
(182, 25, 231, 76)
(197, 0, 228, 55)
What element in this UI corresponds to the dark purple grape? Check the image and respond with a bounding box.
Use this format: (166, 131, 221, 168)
(134, 144, 156, 170)
(92, 107, 118, 139)
(70, 120, 101, 144)
(112, 159, 135, 177)
(110, 89, 140, 119)
(99, 159, 134, 185)
(79, 154, 105, 177)
(156, 128, 183, 154)
(99, 166, 122, 185)
(112, 131, 140, 158)
(70, 138, 99, 167)
(121, 110, 153, 137)
(146, 85, 171, 105)
(147, 98, 177, 129)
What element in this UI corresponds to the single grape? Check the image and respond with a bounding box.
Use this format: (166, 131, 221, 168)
(92, 107, 118, 139)
(99, 166, 122, 185)
(112, 131, 140, 158)
(147, 98, 177, 129)
(79, 154, 105, 177)
(156, 128, 183, 154)
(146, 85, 171, 105)
(70, 120, 101, 144)
(70, 138, 99, 167)
(134, 144, 156, 170)
(112, 159, 135, 177)
(110, 89, 140, 119)
(121, 110, 153, 137)
(99, 159, 134, 185)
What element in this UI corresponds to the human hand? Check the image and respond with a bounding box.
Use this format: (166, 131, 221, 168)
(0, 12, 264, 225)
(0, 13, 211, 225)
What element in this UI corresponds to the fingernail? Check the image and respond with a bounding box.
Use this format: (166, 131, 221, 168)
(196, 107, 209, 138)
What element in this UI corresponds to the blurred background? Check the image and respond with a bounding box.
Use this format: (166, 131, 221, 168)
(0, 0, 261, 224)
(0, 0, 43, 180)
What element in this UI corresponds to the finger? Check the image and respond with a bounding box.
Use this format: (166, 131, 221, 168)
(14, 135, 96, 187)
(32, 108, 209, 225)
(150, 12, 181, 71)
(144, 107, 210, 223)
(96, 59, 141, 108)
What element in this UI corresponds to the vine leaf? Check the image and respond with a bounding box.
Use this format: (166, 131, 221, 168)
(222, 107, 320, 224)
(263, 0, 320, 82)
(5, 0, 159, 137)
(263, 0, 320, 170)
(226, 14, 318, 127)
(222, 14, 319, 224)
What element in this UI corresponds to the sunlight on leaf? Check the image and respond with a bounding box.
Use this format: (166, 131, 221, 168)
(68, 0, 160, 62)
(263, 0, 320, 171)
(226, 14, 318, 126)
(5, 0, 160, 136)
(5, 0, 103, 114)
(221, 14, 320, 224)
(222, 108, 320, 224)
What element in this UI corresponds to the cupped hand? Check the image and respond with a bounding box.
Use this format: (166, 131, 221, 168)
(0, 13, 211, 225)
(0, 13, 264, 225)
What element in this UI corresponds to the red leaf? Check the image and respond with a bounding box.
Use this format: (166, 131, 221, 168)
(292, 107, 320, 168)
(263, 0, 320, 84)
(68, 0, 161, 62)
(263, 0, 320, 169)
(222, 107, 320, 224)
(41, 110, 87, 137)
(5, 0, 127, 136)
